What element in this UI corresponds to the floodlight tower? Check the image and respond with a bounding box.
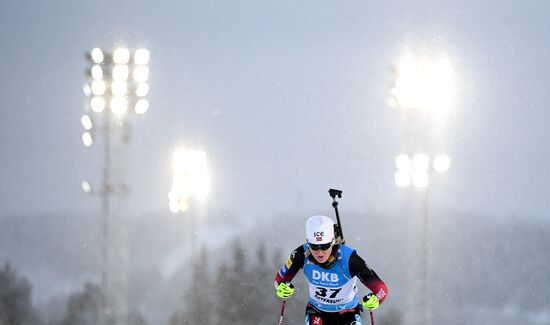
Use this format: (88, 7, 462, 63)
(81, 46, 150, 325)
(394, 153, 450, 325)
(389, 52, 454, 325)
(169, 147, 210, 247)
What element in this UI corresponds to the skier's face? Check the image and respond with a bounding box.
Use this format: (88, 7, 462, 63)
(309, 245, 333, 264)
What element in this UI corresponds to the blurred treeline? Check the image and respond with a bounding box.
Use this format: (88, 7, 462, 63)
(0, 210, 548, 324)
(0, 239, 402, 324)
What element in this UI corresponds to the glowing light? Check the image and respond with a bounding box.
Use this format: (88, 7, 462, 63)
(113, 48, 130, 64)
(91, 80, 106, 96)
(395, 153, 444, 189)
(91, 65, 103, 80)
(112, 65, 129, 81)
(81, 115, 93, 130)
(169, 200, 183, 213)
(395, 170, 412, 188)
(110, 97, 128, 115)
(135, 83, 149, 97)
(133, 66, 149, 82)
(90, 48, 104, 63)
(433, 154, 451, 172)
(83, 83, 92, 97)
(412, 171, 429, 188)
(392, 53, 454, 113)
(82, 131, 93, 146)
(134, 99, 149, 115)
(81, 180, 92, 194)
(134, 49, 150, 65)
(169, 148, 210, 213)
(173, 150, 202, 173)
(111, 81, 128, 96)
(395, 154, 412, 171)
(90, 96, 105, 113)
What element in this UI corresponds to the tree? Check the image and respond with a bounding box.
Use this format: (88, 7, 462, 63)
(214, 239, 248, 323)
(213, 238, 284, 324)
(212, 261, 230, 324)
(0, 262, 40, 325)
(59, 282, 101, 325)
(59, 282, 147, 325)
(172, 237, 319, 324)
(170, 246, 212, 325)
(246, 242, 276, 324)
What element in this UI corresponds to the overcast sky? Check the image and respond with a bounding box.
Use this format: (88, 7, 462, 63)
(1, 0, 549, 221)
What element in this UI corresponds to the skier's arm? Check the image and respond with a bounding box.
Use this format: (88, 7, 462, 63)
(349, 251, 388, 304)
(274, 245, 305, 286)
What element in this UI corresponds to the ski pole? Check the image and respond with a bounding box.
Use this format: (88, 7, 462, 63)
(328, 188, 344, 243)
(278, 300, 286, 325)
(363, 293, 375, 325)
(369, 311, 375, 325)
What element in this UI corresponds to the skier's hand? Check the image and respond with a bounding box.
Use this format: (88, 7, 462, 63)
(362, 293, 380, 311)
(276, 282, 294, 299)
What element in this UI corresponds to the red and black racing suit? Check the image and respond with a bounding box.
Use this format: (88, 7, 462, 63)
(275, 244, 388, 325)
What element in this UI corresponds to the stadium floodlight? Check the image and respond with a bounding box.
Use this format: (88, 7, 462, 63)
(90, 96, 105, 113)
(173, 149, 205, 174)
(396, 154, 413, 171)
(83, 84, 92, 97)
(91, 65, 104, 80)
(135, 83, 149, 97)
(90, 48, 104, 64)
(169, 148, 210, 213)
(83, 46, 151, 325)
(82, 131, 93, 146)
(390, 53, 455, 116)
(134, 99, 149, 115)
(393, 55, 416, 109)
(133, 66, 149, 82)
(85, 47, 150, 117)
(91, 80, 106, 96)
(81, 115, 93, 130)
(81, 180, 93, 194)
(390, 50, 455, 325)
(395, 170, 412, 188)
(113, 48, 130, 64)
(111, 81, 128, 96)
(134, 49, 150, 65)
(169, 199, 183, 214)
(412, 171, 429, 188)
(110, 97, 128, 116)
(112, 65, 129, 81)
(395, 153, 447, 188)
(433, 154, 450, 173)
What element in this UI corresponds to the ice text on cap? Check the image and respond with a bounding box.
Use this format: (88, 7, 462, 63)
(314, 231, 324, 241)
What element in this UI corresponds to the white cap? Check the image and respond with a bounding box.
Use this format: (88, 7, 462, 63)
(305, 215, 335, 245)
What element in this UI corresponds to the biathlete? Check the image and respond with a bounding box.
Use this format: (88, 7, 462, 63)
(274, 215, 388, 325)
